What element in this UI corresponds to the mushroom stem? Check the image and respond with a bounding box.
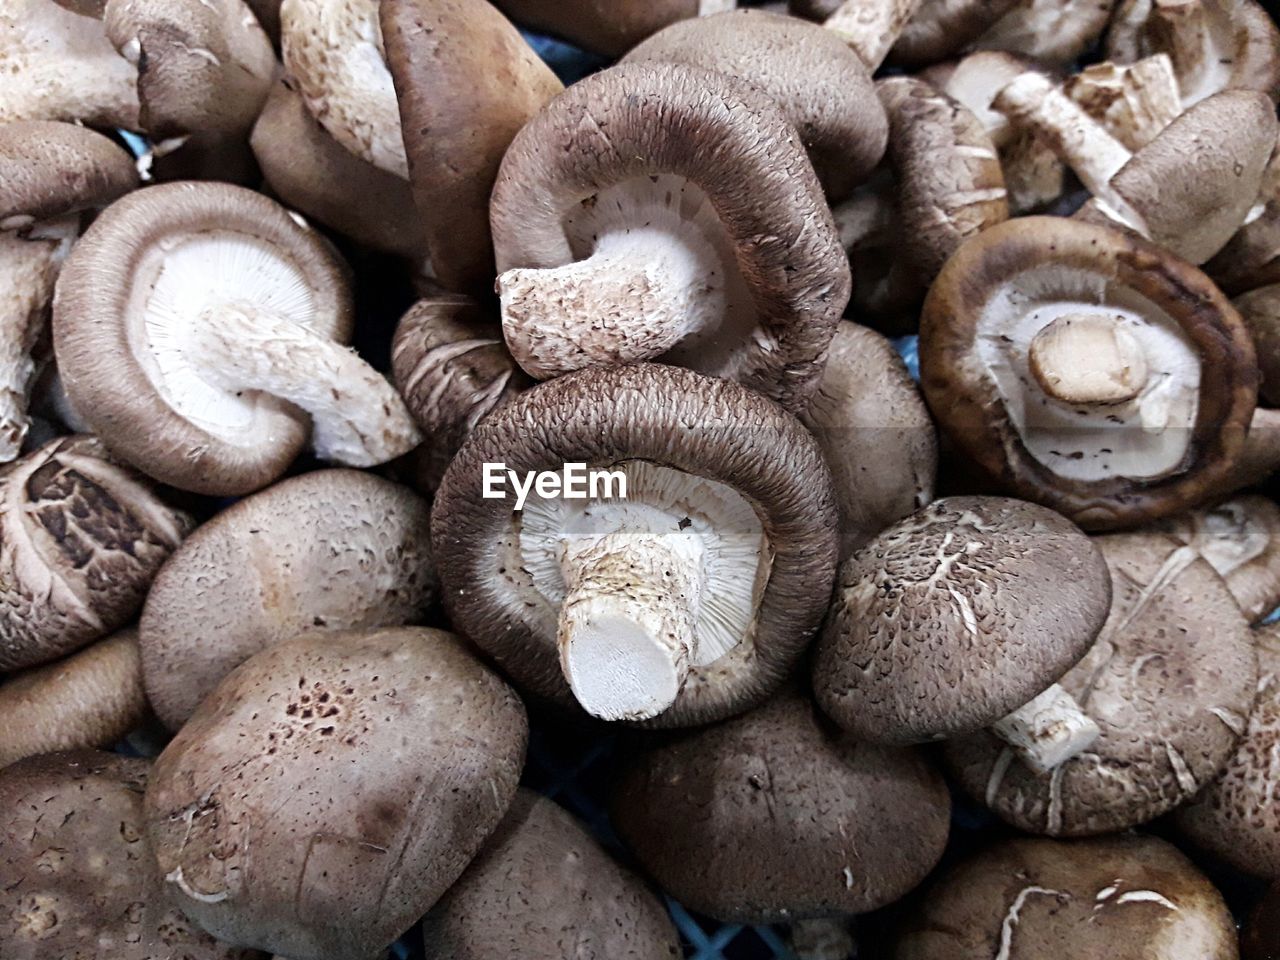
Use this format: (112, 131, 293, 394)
(789, 918, 856, 960)
(698, 0, 738, 12)
(990, 682, 1101, 774)
(1064, 55, 1182, 151)
(824, 0, 923, 71)
(497, 226, 725, 380)
(1028, 312, 1151, 406)
(189, 302, 422, 467)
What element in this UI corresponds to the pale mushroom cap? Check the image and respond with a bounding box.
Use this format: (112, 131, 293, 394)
(0, 121, 137, 230)
(491, 0, 714, 56)
(144, 627, 528, 960)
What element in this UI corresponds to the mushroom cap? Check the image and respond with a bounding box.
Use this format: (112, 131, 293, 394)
(920, 216, 1258, 530)
(491, 0, 709, 57)
(623, 9, 888, 201)
(889, 0, 1022, 67)
(0, 435, 191, 672)
(0, 629, 147, 768)
(945, 530, 1257, 836)
(969, 0, 1117, 65)
(1243, 882, 1280, 960)
(489, 61, 849, 413)
(896, 833, 1238, 960)
(611, 688, 951, 923)
(814, 496, 1110, 743)
(0, 750, 257, 960)
(1208, 139, 1280, 295)
(381, 0, 561, 293)
(431, 363, 838, 727)
(53, 181, 354, 496)
(0, 121, 137, 230)
(141, 469, 436, 730)
(422, 789, 681, 959)
(1237, 284, 1280, 407)
(144, 626, 528, 960)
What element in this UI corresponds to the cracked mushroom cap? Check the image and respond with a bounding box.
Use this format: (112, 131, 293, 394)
(422, 789, 681, 959)
(492, 0, 737, 57)
(623, 9, 888, 201)
(141, 469, 436, 730)
(611, 688, 951, 924)
(431, 363, 838, 727)
(0, 121, 137, 231)
(0, 435, 191, 672)
(920, 217, 1258, 530)
(814, 496, 1110, 744)
(895, 833, 1238, 960)
(489, 61, 850, 412)
(144, 626, 528, 960)
(1, 750, 259, 960)
(945, 529, 1257, 836)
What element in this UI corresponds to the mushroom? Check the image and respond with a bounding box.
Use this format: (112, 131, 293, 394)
(53, 182, 421, 495)
(144, 626, 528, 960)
(945, 529, 1257, 835)
(1238, 285, 1280, 406)
(1172, 619, 1280, 878)
(1062, 55, 1183, 150)
(390, 294, 531, 492)
(822, 0, 926, 71)
(381, 0, 562, 293)
(1243, 883, 1280, 960)
(0, 435, 191, 673)
(421, 789, 681, 959)
(1, 750, 259, 959)
(969, 0, 1119, 65)
(432, 363, 838, 725)
(140, 469, 436, 729)
(490, 0, 737, 58)
(799, 321, 938, 560)
(1206, 139, 1280, 295)
(815, 496, 1111, 773)
(896, 834, 1239, 959)
(622, 9, 888, 201)
(489, 61, 850, 412)
(886, 0, 1022, 68)
(919, 217, 1258, 530)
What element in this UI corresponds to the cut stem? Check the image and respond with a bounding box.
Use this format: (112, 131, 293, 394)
(824, 0, 923, 71)
(1028, 312, 1150, 405)
(991, 683, 1101, 774)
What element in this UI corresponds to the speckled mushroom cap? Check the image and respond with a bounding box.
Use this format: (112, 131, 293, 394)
(920, 217, 1258, 530)
(945, 530, 1257, 836)
(144, 627, 528, 960)
(814, 496, 1110, 743)
(492, 0, 735, 57)
(422, 789, 681, 959)
(0, 121, 137, 230)
(611, 688, 951, 923)
(1172, 622, 1280, 878)
(141, 469, 436, 730)
(489, 61, 849, 413)
(0, 435, 191, 672)
(432, 363, 838, 727)
(1244, 883, 1280, 960)
(623, 9, 887, 201)
(0, 750, 258, 960)
(895, 834, 1239, 960)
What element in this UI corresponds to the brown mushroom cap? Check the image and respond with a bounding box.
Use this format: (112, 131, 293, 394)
(0, 121, 137, 230)
(141, 469, 436, 730)
(432, 362, 838, 727)
(920, 217, 1258, 530)
(896, 833, 1239, 960)
(381, 0, 561, 293)
(945, 530, 1257, 836)
(888, 0, 1022, 67)
(611, 688, 951, 923)
(623, 9, 887, 201)
(1, 751, 260, 960)
(1209, 142, 1280, 295)
(144, 626, 528, 960)
(0, 435, 191, 672)
(1237, 285, 1280, 407)
(422, 789, 680, 959)
(491, 0, 726, 57)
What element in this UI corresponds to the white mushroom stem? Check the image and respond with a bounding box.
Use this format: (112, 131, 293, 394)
(189, 301, 421, 466)
(790, 918, 856, 960)
(990, 683, 1101, 775)
(498, 226, 725, 380)
(698, 0, 737, 12)
(1064, 55, 1183, 151)
(824, 0, 923, 71)
(1028, 313, 1151, 405)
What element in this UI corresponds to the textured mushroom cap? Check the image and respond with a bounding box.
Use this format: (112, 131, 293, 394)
(141, 469, 436, 729)
(144, 627, 528, 960)
(0, 121, 137, 229)
(432, 363, 838, 727)
(814, 496, 1110, 743)
(0, 435, 191, 672)
(381, 0, 561, 293)
(623, 10, 887, 200)
(422, 789, 680, 959)
(920, 217, 1258, 530)
(946, 530, 1257, 836)
(889, 0, 1022, 67)
(895, 833, 1239, 960)
(390, 294, 531, 492)
(611, 689, 951, 923)
(1237, 285, 1280, 405)
(0, 750, 257, 960)
(489, 61, 849, 413)
(1243, 882, 1280, 960)
(492, 0, 712, 57)
(53, 181, 353, 496)
(0, 629, 146, 768)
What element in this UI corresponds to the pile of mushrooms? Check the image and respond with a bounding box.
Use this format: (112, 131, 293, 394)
(5, 1, 1280, 959)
